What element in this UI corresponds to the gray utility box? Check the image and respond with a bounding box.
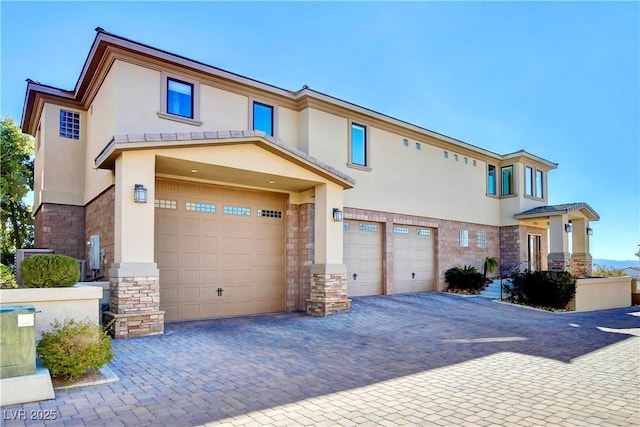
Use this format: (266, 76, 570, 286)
(0, 305, 36, 379)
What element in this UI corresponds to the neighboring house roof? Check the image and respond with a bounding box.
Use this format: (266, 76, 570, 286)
(21, 27, 558, 170)
(95, 130, 356, 189)
(515, 202, 600, 221)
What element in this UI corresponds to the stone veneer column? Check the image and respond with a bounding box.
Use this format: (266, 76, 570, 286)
(103, 263, 164, 339)
(306, 264, 350, 316)
(305, 183, 349, 316)
(571, 218, 592, 277)
(105, 151, 164, 338)
(548, 215, 571, 272)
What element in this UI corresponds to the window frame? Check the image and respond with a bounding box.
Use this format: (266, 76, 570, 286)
(487, 164, 497, 197)
(157, 72, 202, 126)
(249, 100, 276, 137)
(524, 165, 534, 197)
(459, 230, 469, 247)
(500, 165, 515, 196)
(59, 109, 80, 140)
(536, 169, 544, 199)
(347, 120, 371, 171)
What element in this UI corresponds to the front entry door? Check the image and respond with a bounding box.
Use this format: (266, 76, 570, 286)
(528, 234, 542, 271)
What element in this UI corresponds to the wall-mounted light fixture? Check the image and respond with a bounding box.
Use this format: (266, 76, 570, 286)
(586, 227, 593, 236)
(564, 223, 572, 233)
(332, 208, 343, 222)
(134, 184, 148, 204)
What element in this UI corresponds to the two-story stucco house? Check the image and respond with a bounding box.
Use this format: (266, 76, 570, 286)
(21, 28, 599, 338)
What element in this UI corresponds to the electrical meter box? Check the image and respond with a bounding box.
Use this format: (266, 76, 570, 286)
(0, 305, 36, 379)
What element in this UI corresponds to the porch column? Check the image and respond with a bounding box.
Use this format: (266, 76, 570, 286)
(548, 214, 571, 272)
(571, 218, 592, 277)
(104, 151, 165, 338)
(306, 183, 350, 316)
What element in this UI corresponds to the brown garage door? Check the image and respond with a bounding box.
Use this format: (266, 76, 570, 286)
(393, 225, 435, 294)
(343, 220, 383, 297)
(155, 178, 285, 321)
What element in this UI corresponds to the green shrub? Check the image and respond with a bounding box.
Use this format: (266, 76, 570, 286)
(509, 270, 576, 309)
(36, 318, 113, 380)
(592, 265, 626, 277)
(21, 254, 80, 288)
(445, 265, 487, 293)
(0, 264, 18, 289)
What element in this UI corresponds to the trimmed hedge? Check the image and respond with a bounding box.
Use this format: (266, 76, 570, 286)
(445, 265, 486, 293)
(509, 270, 576, 309)
(0, 264, 18, 289)
(37, 318, 113, 380)
(21, 254, 80, 288)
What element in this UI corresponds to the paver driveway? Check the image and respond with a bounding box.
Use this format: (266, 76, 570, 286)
(2, 293, 639, 426)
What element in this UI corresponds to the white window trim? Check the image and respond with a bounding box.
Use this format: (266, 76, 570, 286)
(157, 71, 202, 126)
(248, 98, 278, 138)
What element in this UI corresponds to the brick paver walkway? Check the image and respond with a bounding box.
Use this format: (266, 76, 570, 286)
(2, 293, 639, 426)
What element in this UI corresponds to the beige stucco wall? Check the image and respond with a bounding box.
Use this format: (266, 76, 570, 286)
(114, 151, 156, 264)
(158, 144, 328, 183)
(33, 117, 44, 209)
(304, 108, 508, 225)
(86, 65, 117, 203)
(570, 277, 632, 312)
(110, 60, 249, 134)
(36, 104, 86, 208)
(277, 106, 299, 149)
(0, 284, 102, 340)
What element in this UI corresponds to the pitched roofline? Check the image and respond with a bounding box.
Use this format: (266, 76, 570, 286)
(515, 202, 600, 221)
(94, 130, 356, 189)
(21, 28, 557, 168)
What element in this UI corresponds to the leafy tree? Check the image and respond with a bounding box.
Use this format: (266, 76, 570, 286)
(483, 256, 499, 280)
(1, 116, 35, 265)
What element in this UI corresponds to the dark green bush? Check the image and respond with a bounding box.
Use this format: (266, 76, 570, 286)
(445, 265, 487, 293)
(0, 264, 18, 289)
(509, 270, 576, 309)
(37, 318, 113, 380)
(21, 254, 80, 288)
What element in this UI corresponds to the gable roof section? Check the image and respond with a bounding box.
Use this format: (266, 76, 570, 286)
(515, 202, 600, 221)
(22, 27, 557, 170)
(95, 130, 355, 189)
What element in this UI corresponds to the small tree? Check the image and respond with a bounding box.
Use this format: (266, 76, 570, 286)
(483, 257, 499, 281)
(1, 116, 34, 265)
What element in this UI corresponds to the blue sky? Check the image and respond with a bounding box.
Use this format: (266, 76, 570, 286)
(1, 2, 638, 261)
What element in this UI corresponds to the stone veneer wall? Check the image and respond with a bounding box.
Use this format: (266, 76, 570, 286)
(103, 276, 164, 339)
(285, 203, 315, 312)
(437, 220, 500, 289)
(343, 207, 500, 292)
(500, 225, 549, 275)
(34, 203, 86, 259)
(500, 226, 521, 275)
(85, 186, 115, 279)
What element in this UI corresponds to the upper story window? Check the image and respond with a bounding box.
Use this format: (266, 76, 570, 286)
(501, 165, 514, 196)
(253, 102, 274, 136)
(487, 165, 497, 196)
(536, 170, 544, 198)
(525, 166, 534, 196)
(158, 72, 202, 126)
(349, 122, 368, 168)
(167, 78, 193, 118)
(59, 110, 80, 140)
